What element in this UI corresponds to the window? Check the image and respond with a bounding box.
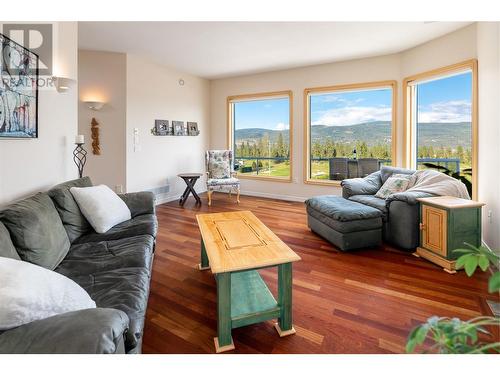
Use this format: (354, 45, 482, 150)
(404, 60, 477, 198)
(227, 91, 292, 181)
(304, 81, 397, 185)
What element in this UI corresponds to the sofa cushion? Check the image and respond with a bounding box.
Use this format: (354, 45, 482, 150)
(0, 193, 70, 270)
(0, 222, 20, 260)
(380, 166, 415, 184)
(305, 195, 383, 222)
(73, 214, 157, 245)
(307, 206, 382, 233)
(67, 267, 151, 352)
(348, 195, 388, 216)
(56, 235, 154, 277)
(48, 177, 93, 243)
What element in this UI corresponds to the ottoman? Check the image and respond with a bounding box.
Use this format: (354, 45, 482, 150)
(305, 195, 383, 251)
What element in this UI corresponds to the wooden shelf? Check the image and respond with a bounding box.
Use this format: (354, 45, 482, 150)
(230, 270, 280, 329)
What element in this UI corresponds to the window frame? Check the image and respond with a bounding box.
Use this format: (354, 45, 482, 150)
(303, 80, 398, 186)
(403, 59, 478, 199)
(226, 90, 294, 183)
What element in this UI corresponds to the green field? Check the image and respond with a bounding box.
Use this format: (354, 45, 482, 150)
(236, 159, 290, 178)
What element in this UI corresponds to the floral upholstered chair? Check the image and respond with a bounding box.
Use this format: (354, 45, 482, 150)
(205, 150, 240, 206)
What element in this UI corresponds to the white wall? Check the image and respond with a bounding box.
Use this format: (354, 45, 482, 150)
(476, 22, 500, 250)
(126, 54, 210, 202)
(210, 54, 401, 201)
(0, 22, 78, 206)
(78, 50, 127, 191)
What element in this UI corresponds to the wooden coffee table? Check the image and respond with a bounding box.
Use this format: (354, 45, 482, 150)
(196, 210, 301, 353)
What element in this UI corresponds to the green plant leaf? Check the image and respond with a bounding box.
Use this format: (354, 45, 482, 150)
(489, 271, 500, 293)
(478, 256, 489, 272)
(464, 255, 479, 276)
(456, 254, 473, 270)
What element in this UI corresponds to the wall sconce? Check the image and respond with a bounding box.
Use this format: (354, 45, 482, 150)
(84, 101, 105, 111)
(53, 77, 75, 93)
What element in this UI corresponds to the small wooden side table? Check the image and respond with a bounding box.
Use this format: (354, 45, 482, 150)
(178, 173, 203, 206)
(414, 196, 484, 273)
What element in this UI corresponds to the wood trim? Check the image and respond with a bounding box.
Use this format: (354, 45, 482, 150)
(421, 205, 447, 257)
(303, 80, 398, 185)
(226, 90, 293, 183)
(402, 59, 478, 199)
(415, 247, 457, 274)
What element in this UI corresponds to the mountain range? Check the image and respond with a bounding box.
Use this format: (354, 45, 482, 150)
(235, 121, 472, 148)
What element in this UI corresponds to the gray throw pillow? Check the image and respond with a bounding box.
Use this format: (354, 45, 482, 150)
(380, 166, 415, 184)
(48, 177, 93, 242)
(0, 193, 70, 270)
(0, 221, 21, 260)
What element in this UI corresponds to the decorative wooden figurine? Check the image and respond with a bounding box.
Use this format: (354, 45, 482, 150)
(91, 117, 100, 155)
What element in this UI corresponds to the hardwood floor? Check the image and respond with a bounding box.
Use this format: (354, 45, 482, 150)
(142, 193, 498, 354)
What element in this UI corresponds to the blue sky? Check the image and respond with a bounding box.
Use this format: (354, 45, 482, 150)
(233, 72, 472, 130)
(234, 98, 289, 130)
(417, 71, 472, 123)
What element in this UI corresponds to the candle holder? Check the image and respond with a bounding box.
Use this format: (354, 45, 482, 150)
(73, 142, 87, 178)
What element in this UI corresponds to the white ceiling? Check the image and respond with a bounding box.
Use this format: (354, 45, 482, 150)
(78, 22, 471, 80)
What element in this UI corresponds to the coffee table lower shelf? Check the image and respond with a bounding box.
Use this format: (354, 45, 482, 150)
(203, 266, 295, 353)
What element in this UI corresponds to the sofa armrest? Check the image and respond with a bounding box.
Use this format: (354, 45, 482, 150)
(386, 191, 435, 206)
(0, 308, 129, 354)
(341, 171, 382, 198)
(119, 191, 156, 217)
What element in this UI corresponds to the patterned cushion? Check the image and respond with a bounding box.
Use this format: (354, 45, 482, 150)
(375, 174, 412, 199)
(207, 178, 240, 187)
(207, 150, 232, 179)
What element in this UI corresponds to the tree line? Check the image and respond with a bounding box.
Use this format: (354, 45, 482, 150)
(235, 135, 472, 167)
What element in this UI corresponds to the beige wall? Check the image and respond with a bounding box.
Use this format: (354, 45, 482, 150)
(476, 22, 500, 250)
(126, 54, 210, 202)
(210, 54, 401, 201)
(78, 50, 127, 191)
(0, 22, 78, 206)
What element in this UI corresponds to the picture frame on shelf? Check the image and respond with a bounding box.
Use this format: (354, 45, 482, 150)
(173, 121, 185, 136)
(187, 122, 199, 136)
(154, 119, 170, 135)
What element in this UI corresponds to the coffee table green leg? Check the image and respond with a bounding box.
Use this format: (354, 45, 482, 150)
(214, 272, 234, 353)
(275, 262, 296, 337)
(198, 237, 210, 270)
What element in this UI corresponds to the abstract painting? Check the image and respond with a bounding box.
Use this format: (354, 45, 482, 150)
(0, 32, 39, 138)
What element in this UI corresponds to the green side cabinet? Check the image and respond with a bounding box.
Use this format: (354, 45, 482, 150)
(414, 196, 484, 274)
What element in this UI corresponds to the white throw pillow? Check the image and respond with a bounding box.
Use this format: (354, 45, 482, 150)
(375, 173, 412, 199)
(70, 185, 131, 233)
(0, 257, 96, 330)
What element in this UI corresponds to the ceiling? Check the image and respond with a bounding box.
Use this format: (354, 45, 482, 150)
(78, 22, 471, 80)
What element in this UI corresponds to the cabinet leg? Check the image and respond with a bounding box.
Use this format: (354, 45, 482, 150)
(214, 272, 234, 353)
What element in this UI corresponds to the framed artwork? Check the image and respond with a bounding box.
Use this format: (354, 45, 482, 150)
(154, 119, 170, 135)
(173, 121, 185, 136)
(0, 33, 39, 139)
(187, 121, 199, 136)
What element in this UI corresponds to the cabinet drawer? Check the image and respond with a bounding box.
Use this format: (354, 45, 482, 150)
(421, 205, 447, 257)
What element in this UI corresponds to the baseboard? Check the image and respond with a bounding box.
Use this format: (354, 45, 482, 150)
(239, 190, 307, 203)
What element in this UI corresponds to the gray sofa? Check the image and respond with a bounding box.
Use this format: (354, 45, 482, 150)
(340, 166, 433, 250)
(0, 177, 157, 354)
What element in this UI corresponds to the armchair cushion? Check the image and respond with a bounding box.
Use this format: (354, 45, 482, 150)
(119, 191, 156, 217)
(348, 195, 388, 217)
(386, 191, 435, 206)
(0, 222, 20, 260)
(341, 171, 382, 198)
(207, 150, 232, 179)
(207, 177, 240, 187)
